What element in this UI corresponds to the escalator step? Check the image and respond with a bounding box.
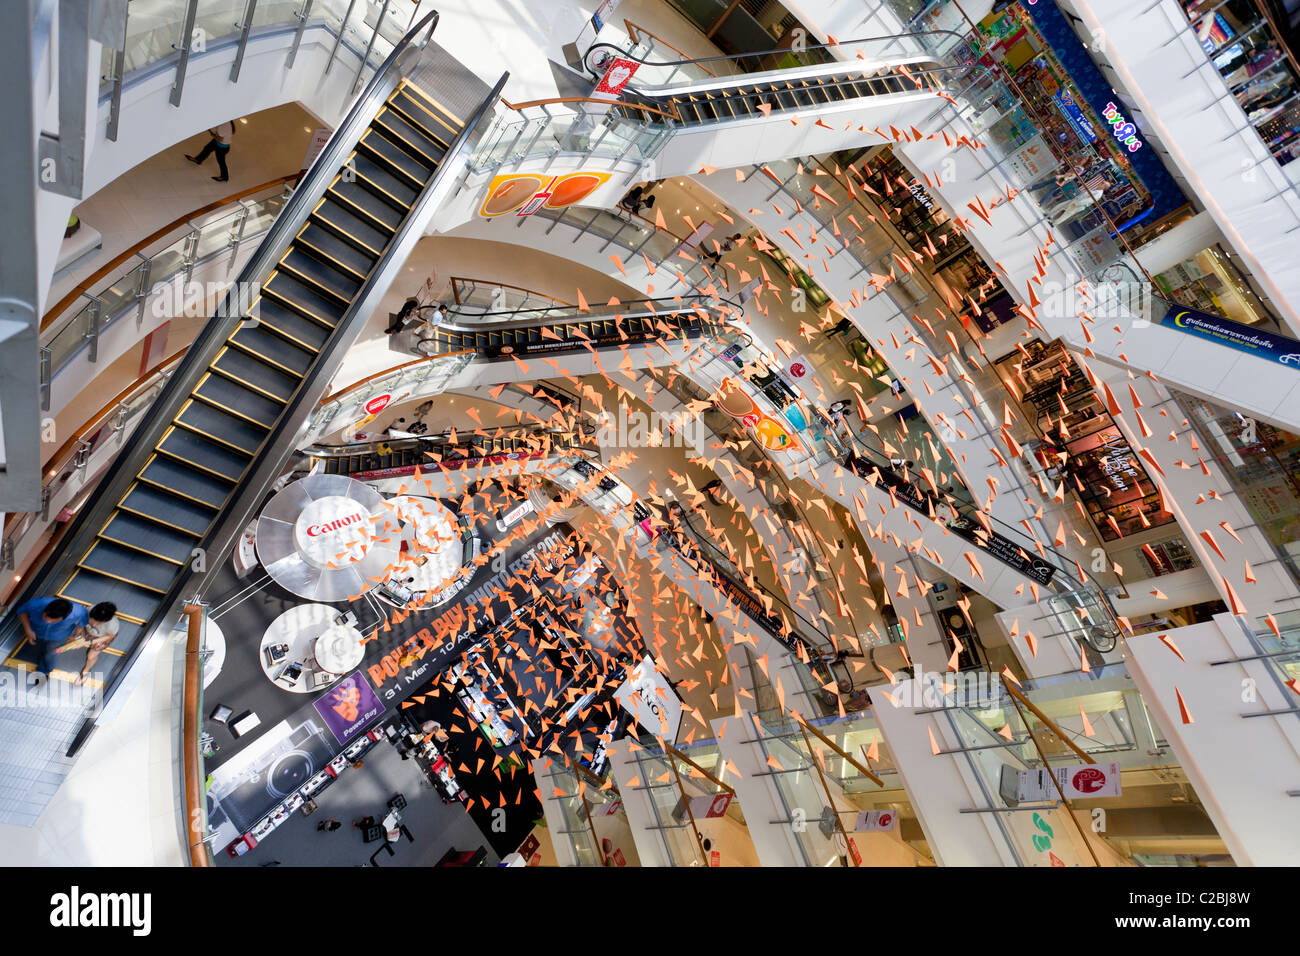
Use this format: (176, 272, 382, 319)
(176, 400, 269, 455)
(80, 541, 178, 593)
(228, 324, 317, 377)
(213, 348, 300, 403)
(157, 428, 251, 482)
(349, 153, 419, 209)
(139, 457, 233, 510)
(359, 129, 434, 186)
(61, 569, 161, 625)
(280, 247, 361, 304)
(193, 373, 283, 427)
(311, 199, 392, 257)
(263, 271, 347, 327)
(375, 108, 448, 165)
(119, 484, 217, 536)
(392, 86, 461, 139)
(255, 300, 332, 352)
(100, 512, 198, 564)
(327, 179, 403, 232)
(297, 223, 377, 280)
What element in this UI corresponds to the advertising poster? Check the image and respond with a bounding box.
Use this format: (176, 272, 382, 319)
(593, 57, 639, 99)
(314, 672, 385, 745)
(614, 655, 683, 742)
(479, 171, 613, 218)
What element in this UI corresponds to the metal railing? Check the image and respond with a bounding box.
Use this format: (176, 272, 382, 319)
(100, 0, 426, 134)
(41, 179, 293, 406)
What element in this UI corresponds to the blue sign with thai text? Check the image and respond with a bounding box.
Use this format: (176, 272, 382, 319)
(1054, 89, 1097, 143)
(1160, 302, 1300, 369)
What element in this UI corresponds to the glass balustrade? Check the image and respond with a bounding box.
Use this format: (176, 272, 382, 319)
(42, 188, 289, 388)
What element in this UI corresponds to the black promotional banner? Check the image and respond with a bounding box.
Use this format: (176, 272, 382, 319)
(947, 516, 1058, 586)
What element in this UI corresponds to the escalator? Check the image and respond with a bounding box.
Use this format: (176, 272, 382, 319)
(55, 78, 460, 630)
(581, 37, 944, 129)
(310, 431, 554, 479)
(3, 14, 501, 746)
(412, 305, 716, 359)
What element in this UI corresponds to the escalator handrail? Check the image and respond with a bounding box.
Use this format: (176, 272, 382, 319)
(581, 28, 970, 80)
(5, 9, 446, 742)
(442, 292, 744, 327)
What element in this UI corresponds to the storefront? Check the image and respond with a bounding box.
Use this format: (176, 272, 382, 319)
(969, 4, 1152, 235)
(1183, 395, 1300, 587)
(1153, 244, 1278, 330)
(998, 339, 1178, 542)
(1183, 0, 1300, 165)
(828, 147, 1018, 332)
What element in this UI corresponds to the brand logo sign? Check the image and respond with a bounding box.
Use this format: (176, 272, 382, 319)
(305, 512, 365, 537)
(1102, 101, 1143, 152)
(364, 393, 392, 415)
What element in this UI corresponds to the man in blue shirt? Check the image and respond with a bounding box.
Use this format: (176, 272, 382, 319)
(14, 596, 87, 684)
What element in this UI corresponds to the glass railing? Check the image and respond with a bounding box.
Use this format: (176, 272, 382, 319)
(41, 183, 290, 399)
(0, 357, 180, 596)
(623, 741, 742, 866)
(101, 0, 422, 130)
(468, 102, 674, 173)
(535, 759, 606, 866)
(309, 350, 476, 439)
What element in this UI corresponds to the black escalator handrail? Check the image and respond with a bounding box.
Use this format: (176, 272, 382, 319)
(841, 430, 1081, 580)
(581, 28, 971, 80)
(8, 10, 451, 752)
(441, 291, 745, 329)
(668, 503, 835, 655)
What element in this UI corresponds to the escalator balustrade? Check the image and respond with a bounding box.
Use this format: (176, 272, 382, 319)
(617, 69, 919, 127)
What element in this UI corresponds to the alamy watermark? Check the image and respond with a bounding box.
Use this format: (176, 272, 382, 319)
(594, 406, 706, 450)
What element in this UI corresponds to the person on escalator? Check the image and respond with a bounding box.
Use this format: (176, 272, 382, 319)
(55, 602, 119, 686)
(12, 596, 87, 687)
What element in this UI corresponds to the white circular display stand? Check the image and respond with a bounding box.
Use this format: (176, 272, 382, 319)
(255, 473, 401, 602)
(381, 495, 465, 601)
(260, 603, 352, 694)
(314, 623, 365, 674)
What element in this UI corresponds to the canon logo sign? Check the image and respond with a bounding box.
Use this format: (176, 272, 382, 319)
(305, 512, 365, 537)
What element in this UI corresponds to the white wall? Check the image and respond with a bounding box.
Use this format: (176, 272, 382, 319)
(1123, 614, 1300, 865)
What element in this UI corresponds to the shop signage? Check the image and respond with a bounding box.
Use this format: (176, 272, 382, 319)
(853, 809, 898, 831)
(1159, 301, 1300, 369)
(364, 393, 393, 415)
(689, 793, 733, 819)
(614, 655, 683, 742)
(313, 672, 385, 745)
(1096, 430, 1142, 492)
(1101, 102, 1143, 152)
(784, 355, 812, 382)
(1006, 134, 1056, 184)
(1053, 89, 1097, 143)
(1002, 761, 1122, 804)
(348, 449, 544, 482)
(947, 516, 1057, 586)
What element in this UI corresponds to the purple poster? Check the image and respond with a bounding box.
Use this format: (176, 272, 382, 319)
(313, 672, 385, 745)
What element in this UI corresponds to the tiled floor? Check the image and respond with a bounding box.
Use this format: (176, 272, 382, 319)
(0, 633, 184, 863)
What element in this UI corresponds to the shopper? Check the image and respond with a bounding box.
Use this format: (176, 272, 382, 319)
(317, 819, 343, 832)
(824, 315, 853, 338)
(12, 595, 87, 686)
(185, 119, 238, 182)
(55, 601, 119, 686)
(619, 184, 656, 215)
